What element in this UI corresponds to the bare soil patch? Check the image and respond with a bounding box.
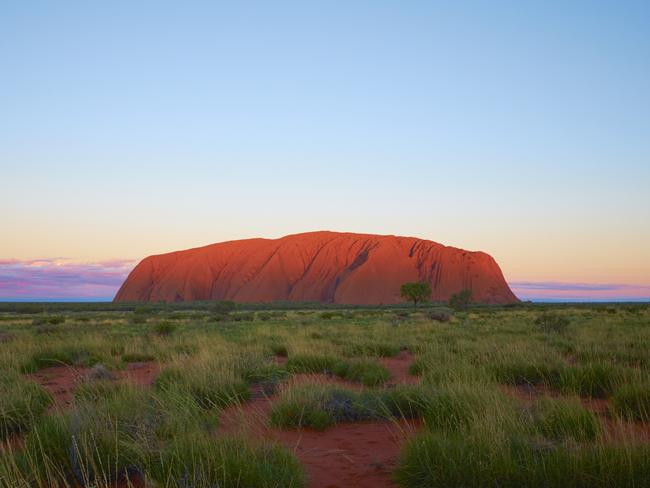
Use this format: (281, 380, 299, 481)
(218, 353, 420, 488)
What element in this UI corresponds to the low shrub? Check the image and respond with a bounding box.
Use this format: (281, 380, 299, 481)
(428, 310, 451, 322)
(231, 312, 255, 322)
(214, 300, 237, 314)
(31, 316, 66, 326)
(153, 321, 177, 336)
(534, 312, 570, 334)
(270, 343, 289, 357)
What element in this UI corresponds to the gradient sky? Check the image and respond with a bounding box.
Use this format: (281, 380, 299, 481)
(1, 1, 649, 301)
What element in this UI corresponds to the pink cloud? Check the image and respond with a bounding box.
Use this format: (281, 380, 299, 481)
(510, 281, 650, 302)
(0, 258, 137, 300)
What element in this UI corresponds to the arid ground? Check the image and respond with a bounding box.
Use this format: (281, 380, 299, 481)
(1, 302, 649, 487)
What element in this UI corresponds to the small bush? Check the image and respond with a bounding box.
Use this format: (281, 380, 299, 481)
(534, 312, 570, 334)
(257, 311, 272, 321)
(153, 320, 177, 336)
(449, 289, 472, 310)
(231, 312, 255, 322)
(320, 311, 337, 320)
(130, 314, 147, 324)
(270, 343, 289, 357)
(611, 383, 650, 422)
(213, 300, 237, 313)
(31, 316, 66, 326)
(33, 324, 61, 335)
(428, 310, 451, 322)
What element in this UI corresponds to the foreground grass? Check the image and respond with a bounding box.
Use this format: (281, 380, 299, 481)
(0, 302, 648, 486)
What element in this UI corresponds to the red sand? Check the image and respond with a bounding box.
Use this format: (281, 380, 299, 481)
(28, 362, 159, 408)
(218, 352, 422, 488)
(28, 365, 89, 407)
(114, 231, 518, 304)
(380, 350, 419, 386)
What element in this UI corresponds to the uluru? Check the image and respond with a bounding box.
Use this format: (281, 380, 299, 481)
(114, 231, 518, 305)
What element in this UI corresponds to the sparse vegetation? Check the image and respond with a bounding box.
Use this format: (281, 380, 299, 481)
(400, 282, 432, 308)
(449, 289, 472, 310)
(0, 302, 648, 487)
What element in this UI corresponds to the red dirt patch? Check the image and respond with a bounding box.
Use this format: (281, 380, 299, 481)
(28, 362, 159, 409)
(116, 361, 160, 386)
(28, 365, 89, 407)
(380, 350, 419, 386)
(218, 352, 421, 488)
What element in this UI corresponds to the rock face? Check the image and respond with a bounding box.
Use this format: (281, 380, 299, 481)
(114, 231, 518, 304)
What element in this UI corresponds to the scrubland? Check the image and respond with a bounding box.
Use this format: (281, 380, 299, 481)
(1, 302, 649, 487)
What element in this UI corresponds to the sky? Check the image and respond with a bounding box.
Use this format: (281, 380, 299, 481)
(1, 1, 649, 301)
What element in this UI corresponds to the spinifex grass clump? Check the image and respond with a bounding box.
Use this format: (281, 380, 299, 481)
(611, 382, 650, 422)
(285, 354, 339, 374)
(0, 371, 51, 441)
(343, 341, 400, 358)
(557, 363, 628, 398)
(332, 359, 391, 386)
(155, 366, 249, 409)
(532, 396, 601, 441)
(395, 430, 650, 488)
(155, 353, 249, 409)
(379, 385, 433, 419)
(421, 383, 520, 433)
(269, 385, 377, 430)
(150, 435, 305, 488)
(153, 320, 177, 336)
(11, 384, 302, 488)
(23, 346, 101, 372)
(491, 360, 565, 386)
(286, 353, 390, 386)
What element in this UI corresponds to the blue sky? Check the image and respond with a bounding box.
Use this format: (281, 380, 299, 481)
(1, 1, 649, 301)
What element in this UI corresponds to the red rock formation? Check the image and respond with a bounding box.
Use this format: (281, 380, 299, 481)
(114, 231, 518, 304)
